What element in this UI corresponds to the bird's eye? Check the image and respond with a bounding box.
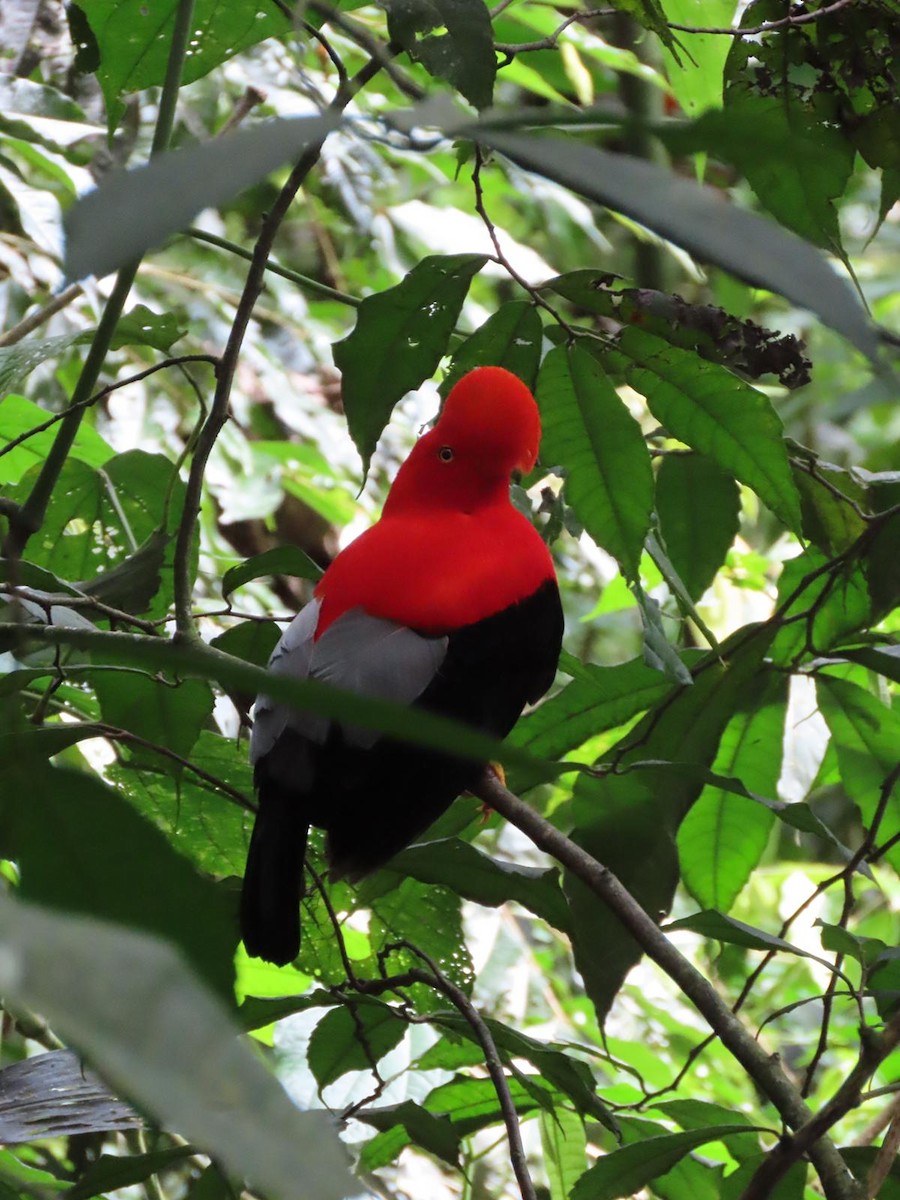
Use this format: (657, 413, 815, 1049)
(438, 446, 454, 463)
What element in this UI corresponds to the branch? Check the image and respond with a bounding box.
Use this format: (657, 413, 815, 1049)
(470, 769, 861, 1200)
(668, 0, 856, 36)
(172, 48, 388, 640)
(738, 1015, 900, 1200)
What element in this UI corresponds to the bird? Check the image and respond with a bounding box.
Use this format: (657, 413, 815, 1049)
(241, 366, 563, 965)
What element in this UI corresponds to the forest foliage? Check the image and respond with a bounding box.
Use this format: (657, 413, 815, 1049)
(0, 2, 899, 1199)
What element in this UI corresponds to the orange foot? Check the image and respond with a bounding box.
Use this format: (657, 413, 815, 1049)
(477, 761, 506, 823)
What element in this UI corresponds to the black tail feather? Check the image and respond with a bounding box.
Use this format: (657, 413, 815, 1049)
(240, 778, 308, 966)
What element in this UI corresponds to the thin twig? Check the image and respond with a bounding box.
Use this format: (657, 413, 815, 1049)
(0, 355, 218, 463)
(0, 284, 84, 347)
(494, 7, 616, 55)
(668, 0, 856, 36)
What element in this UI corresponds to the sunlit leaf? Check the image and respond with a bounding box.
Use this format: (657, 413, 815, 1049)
(537, 343, 653, 578)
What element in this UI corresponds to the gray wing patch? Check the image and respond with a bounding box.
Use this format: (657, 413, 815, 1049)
(309, 609, 449, 749)
(250, 600, 449, 765)
(250, 600, 323, 765)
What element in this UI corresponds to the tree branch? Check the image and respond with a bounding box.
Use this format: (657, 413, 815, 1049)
(172, 49, 389, 640)
(470, 769, 861, 1200)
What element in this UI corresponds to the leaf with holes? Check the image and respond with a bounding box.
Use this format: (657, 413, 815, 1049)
(440, 301, 543, 397)
(386, 0, 496, 109)
(334, 254, 487, 474)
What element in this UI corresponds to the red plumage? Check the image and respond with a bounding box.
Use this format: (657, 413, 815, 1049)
(241, 367, 563, 964)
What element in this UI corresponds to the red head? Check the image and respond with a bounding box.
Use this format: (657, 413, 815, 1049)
(383, 367, 542, 516)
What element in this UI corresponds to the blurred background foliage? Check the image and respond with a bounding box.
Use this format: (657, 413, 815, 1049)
(0, 1, 898, 1199)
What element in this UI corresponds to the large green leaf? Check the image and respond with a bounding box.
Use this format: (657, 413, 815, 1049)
(656, 453, 740, 601)
(665, 96, 854, 252)
(566, 625, 775, 1021)
(357, 1101, 461, 1171)
(571, 1124, 762, 1200)
(440, 301, 543, 397)
(333, 253, 487, 473)
(222, 546, 323, 598)
(476, 128, 879, 359)
(770, 550, 870, 665)
(678, 673, 787, 911)
(385, 0, 496, 110)
(110, 730, 253, 877)
(0, 758, 235, 998)
(8, 450, 188, 620)
(390, 837, 571, 932)
(510, 654, 688, 767)
(73, 0, 291, 132)
(537, 343, 653, 578)
(613, 328, 802, 532)
(94, 671, 213, 771)
(0, 894, 352, 1200)
(308, 1002, 409, 1090)
(542, 1108, 588, 1200)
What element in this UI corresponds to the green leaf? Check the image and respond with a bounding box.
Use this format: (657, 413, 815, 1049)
(0, 759, 236, 998)
(537, 343, 653, 579)
(7, 451, 188, 621)
(0, 893, 352, 1200)
(431, 1013, 615, 1130)
(510, 654, 686, 767)
(678, 673, 787, 911)
(541, 1107, 587, 1200)
(567, 625, 775, 1021)
(307, 1003, 408, 1090)
(112, 304, 185, 351)
(656, 453, 740, 601)
(222, 546, 323, 598)
(64, 112, 341, 280)
(665, 96, 854, 252)
(571, 1125, 762, 1200)
(68, 1148, 195, 1200)
(357, 1101, 460, 1171)
(94, 670, 213, 771)
(0, 395, 113, 485)
(386, 0, 496, 109)
(613, 328, 802, 532)
(333, 253, 487, 474)
(440, 301, 543, 397)
(664, 910, 839, 974)
(390, 838, 571, 932)
(659, 0, 732, 116)
(770, 550, 870, 664)
(210, 620, 282, 670)
(476, 128, 878, 359)
(77, 529, 170, 615)
(110, 730, 254, 877)
(817, 676, 900, 872)
(792, 460, 868, 556)
(74, 0, 291, 133)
